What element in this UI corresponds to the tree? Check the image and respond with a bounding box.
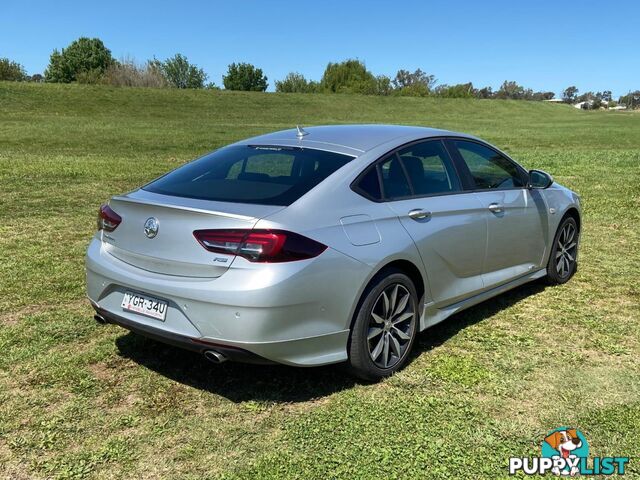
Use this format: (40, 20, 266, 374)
(103, 58, 168, 88)
(223, 63, 268, 91)
(576, 91, 596, 103)
(392, 68, 436, 96)
(475, 86, 493, 99)
(375, 75, 393, 96)
(320, 59, 376, 94)
(597, 90, 612, 103)
(533, 91, 555, 100)
(152, 54, 207, 89)
(45, 37, 114, 83)
(495, 80, 526, 99)
(275, 72, 317, 93)
(0, 58, 27, 81)
(562, 86, 579, 104)
(619, 91, 640, 109)
(434, 82, 475, 98)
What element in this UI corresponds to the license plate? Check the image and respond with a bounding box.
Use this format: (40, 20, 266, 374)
(121, 291, 168, 321)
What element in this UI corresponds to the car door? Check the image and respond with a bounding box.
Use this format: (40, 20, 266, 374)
(448, 139, 547, 289)
(376, 139, 488, 307)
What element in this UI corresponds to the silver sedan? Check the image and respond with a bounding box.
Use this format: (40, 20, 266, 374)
(86, 125, 581, 380)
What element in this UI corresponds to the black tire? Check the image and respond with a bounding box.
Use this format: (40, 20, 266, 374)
(545, 216, 579, 285)
(347, 269, 418, 381)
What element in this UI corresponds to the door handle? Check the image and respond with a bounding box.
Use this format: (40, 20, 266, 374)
(488, 203, 503, 214)
(408, 209, 432, 220)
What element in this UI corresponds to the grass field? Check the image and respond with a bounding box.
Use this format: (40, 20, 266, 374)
(1, 82, 639, 479)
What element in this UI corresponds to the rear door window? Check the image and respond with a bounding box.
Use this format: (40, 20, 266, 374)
(397, 140, 461, 195)
(144, 145, 354, 206)
(353, 140, 462, 201)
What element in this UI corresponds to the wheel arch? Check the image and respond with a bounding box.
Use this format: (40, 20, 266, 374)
(347, 258, 426, 333)
(561, 206, 581, 233)
(549, 206, 581, 254)
(544, 205, 581, 284)
(544, 204, 581, 266)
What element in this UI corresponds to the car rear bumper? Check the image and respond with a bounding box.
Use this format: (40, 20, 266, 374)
(85, 237, 370, 366)
(92, 305, 275, 364)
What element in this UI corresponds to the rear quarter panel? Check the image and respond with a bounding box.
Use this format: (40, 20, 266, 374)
(256, 176, 429, 331)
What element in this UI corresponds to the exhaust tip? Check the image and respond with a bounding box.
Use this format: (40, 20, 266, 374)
(94, 314, 107, 325)
(204, 350, 228, 364)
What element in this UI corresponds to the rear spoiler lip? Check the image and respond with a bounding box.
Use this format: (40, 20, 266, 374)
(110, 194, 263, 222)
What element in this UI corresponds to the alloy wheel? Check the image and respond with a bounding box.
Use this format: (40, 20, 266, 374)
(367, 283, 416, 369)
(555, 222, 577, 278)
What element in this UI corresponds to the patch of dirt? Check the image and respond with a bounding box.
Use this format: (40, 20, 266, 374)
(487, 358, 640, 427)
(87, 361, 142, 413)
(0, 299, 90, 326)
(0, 440, 33, 480)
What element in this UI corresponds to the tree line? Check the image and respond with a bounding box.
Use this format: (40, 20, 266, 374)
(1, 37, 638, 108)
(0, 38, 266, 92)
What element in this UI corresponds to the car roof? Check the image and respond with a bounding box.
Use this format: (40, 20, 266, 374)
(237, 124, 463, 155)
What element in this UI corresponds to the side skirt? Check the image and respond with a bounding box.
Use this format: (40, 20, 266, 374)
(419, 268, 547, 331)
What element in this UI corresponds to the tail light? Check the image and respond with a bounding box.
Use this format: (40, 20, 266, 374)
(97, 204, 122, 232)
(193, 229, 327, 263)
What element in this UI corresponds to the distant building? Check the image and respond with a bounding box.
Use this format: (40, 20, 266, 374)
(543, 98, 564, 103)
(574, 99, 609, 110)
(574, 99, 621, 110)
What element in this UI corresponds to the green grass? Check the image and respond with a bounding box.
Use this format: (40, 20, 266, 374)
(1, 82, 639, 479)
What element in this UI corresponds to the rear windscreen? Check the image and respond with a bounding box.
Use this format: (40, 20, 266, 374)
(143, 145, 354, 206)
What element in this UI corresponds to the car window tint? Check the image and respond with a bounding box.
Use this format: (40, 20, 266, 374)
(397, 140, 461, 195)
(144, 145, 354, 206)
(356, 167, 382, 200)
(454, 140, 524, 189)
(379, 156, 411, 199)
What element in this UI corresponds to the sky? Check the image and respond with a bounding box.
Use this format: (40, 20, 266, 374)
(2, 0, 639, 98)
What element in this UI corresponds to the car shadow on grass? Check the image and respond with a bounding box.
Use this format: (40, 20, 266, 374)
(114, 281, 546, 403)
(413, 281, 546, 355)
(114, 333, 357, 403)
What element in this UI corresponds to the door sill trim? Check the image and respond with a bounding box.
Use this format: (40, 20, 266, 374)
(420, 268, 546, 330)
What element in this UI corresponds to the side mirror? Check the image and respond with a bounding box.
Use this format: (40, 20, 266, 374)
(528, 169, 553, 189)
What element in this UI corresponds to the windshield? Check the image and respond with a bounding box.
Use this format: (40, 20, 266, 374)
(144, 145, 354, 206)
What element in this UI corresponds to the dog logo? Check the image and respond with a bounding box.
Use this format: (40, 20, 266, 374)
(542, 428, 588, 476)
(144, 217, 159, 238)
